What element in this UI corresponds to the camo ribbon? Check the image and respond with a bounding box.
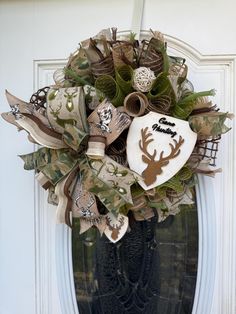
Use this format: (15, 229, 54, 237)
(19, 147, 79, 185)
(80, 155, 140, 216)
(62, 124, 88, 151)
(188, 112, 233, 137)
(157, 188, 194, 222)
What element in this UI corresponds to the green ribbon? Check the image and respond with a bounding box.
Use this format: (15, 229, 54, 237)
(155, 166, 193, 198)
(115, 65, 134, 95)
(95, 75, 125, 107)
(147, 72, 175, 103)
(172, 89, 216, 120)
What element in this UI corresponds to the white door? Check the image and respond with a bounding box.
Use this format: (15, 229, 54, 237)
(0, 1, 235, 314)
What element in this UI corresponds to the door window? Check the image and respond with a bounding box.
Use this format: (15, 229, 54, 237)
(72, 201, 198, 313)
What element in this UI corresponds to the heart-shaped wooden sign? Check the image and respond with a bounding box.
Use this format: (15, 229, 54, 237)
(127, 112, 197, 190)
(104, 213, 129, 243)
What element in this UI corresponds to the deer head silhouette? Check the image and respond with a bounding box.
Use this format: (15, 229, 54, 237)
(64, 88, 77, 112)
(106, 215, 125, 241)
(48, 102, 77, 128)
(139, 127, 184, 186)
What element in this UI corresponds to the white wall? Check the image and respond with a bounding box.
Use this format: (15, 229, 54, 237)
(143, 0, 236, 55)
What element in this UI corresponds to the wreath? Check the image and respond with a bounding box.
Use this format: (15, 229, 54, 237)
(2, 28, 233, 242)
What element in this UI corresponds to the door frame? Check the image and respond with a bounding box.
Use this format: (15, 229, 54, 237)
(34, 33, 236, 314)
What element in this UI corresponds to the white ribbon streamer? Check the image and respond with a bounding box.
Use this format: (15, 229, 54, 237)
(131, 0, 145, 40)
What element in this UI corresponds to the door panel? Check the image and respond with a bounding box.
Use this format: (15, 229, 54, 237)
(72, 206, 198, 314)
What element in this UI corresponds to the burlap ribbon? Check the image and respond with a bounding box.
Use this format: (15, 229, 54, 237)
(124, 92, 149, 117)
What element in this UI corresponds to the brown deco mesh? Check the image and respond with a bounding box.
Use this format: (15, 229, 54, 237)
(195, 136, 221, 166)
(139, 40, 164, 75)
(146, 95, 172, 115)
(90, 54, 115, 79)
(30, 86, 50, 110)
(166, 188, 187, 203)
(106, 137, 127, 166)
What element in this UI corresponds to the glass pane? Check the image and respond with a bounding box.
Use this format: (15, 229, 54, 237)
(72, 204, 198, 314)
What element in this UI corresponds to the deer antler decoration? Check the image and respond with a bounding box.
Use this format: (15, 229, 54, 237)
(48, 101, 62, 116)
(64, 88, 77, 112)
(139, 127, 184, 186)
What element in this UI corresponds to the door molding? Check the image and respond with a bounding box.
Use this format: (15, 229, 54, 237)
(33, 33, 236, 314)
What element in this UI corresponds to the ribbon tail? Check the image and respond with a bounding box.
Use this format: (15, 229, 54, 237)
(4, 90, 52, 127)
(17, 113, 67, 149)
(19, 147, 79, 185)
(55, 165, 79, 227)
(35, 171, 52, 190)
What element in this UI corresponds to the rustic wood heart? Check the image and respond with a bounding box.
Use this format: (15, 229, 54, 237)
(127, 112, 197, 190)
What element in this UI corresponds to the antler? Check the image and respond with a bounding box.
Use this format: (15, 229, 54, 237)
(106, 216, 114, 232)
(139, 127, 157, 161)
(87, 194, 95, 209)
(118, 216, 124, 228)
(48, 102, 62, 116)
(158, 136, 184, 164)
(64, 88, 77, 97)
